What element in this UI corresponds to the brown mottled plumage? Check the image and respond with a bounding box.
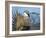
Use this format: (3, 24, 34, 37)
(16, 15, 29, 30)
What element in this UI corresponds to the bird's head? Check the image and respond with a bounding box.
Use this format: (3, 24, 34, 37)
(24, 10, 30, 17)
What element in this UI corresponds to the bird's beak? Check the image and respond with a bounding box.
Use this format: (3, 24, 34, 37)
(24, 13, 28, 16)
